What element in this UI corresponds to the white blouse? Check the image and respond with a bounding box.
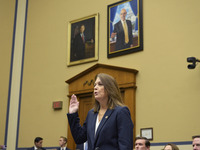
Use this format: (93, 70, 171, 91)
(95, 114, 101, 135)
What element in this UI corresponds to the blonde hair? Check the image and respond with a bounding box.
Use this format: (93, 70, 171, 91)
(93, 73, 124, 112)
(60, 136, 67, 143)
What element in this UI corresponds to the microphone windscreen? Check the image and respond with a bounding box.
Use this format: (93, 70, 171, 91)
(187, 57, 196, 63)
(188, 64, 196, 69)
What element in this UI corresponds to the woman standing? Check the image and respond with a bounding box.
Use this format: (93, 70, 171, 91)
(67, 73, 133, 150)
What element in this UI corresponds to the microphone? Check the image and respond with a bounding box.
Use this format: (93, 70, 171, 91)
(187, 57, 200, 69)
(188, 64, 196, 69)
(187, 57, 196, 63)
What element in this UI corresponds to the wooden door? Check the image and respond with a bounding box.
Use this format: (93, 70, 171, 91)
(78, 94, 94, 126)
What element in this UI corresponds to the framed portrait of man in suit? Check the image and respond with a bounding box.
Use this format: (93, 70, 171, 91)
(107, 0, 143, 58)
(67, 14, 99, 66)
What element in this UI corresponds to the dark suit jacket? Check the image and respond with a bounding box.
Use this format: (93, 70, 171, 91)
(27, 146, 46, 150)
(67, 106, 133, 150)
(76, 144, 84, 150)
(73, 33, 85, 61)
(56, 147, 71, 150)
(113, 20, 133, 50)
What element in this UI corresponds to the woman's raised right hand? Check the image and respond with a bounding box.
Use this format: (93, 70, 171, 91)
(68, 94, 79, 114)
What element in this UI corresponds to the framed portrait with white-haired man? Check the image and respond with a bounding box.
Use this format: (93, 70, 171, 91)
(107, 0, 143, 58)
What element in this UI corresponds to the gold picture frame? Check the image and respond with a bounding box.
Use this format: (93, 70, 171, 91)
(67, 14, 99, 66)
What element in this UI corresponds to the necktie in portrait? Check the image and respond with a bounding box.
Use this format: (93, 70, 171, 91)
(123, 21, 129, 44)
(82, 34, 85, 43)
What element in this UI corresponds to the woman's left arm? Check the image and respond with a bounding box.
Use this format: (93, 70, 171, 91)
(117, 106, 134, 150)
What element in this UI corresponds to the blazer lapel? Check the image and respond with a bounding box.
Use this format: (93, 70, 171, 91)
(91, 112, 97, 138)
(88, 111, 98, 149)
(119, 21, 125, 38)
(119, 21, 123, 31)
(94, 109, 114, 144)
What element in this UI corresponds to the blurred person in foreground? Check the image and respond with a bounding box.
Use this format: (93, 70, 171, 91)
(192, 135, 200, 150)
(163, 143, 179, 150)
(135, 137, 150, 150)
(28, 137, 46, 150)
(57, 136, 70, 150)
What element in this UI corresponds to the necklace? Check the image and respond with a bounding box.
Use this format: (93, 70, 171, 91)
(98, 110, 106, 122)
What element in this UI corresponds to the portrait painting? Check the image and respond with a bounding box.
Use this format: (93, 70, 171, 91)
(107, 0, 143, 58)
(67, 14, 98, 66)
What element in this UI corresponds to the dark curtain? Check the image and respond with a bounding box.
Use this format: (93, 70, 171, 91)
(110, 6, 118, 36)
(129, 0, 138, 30)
